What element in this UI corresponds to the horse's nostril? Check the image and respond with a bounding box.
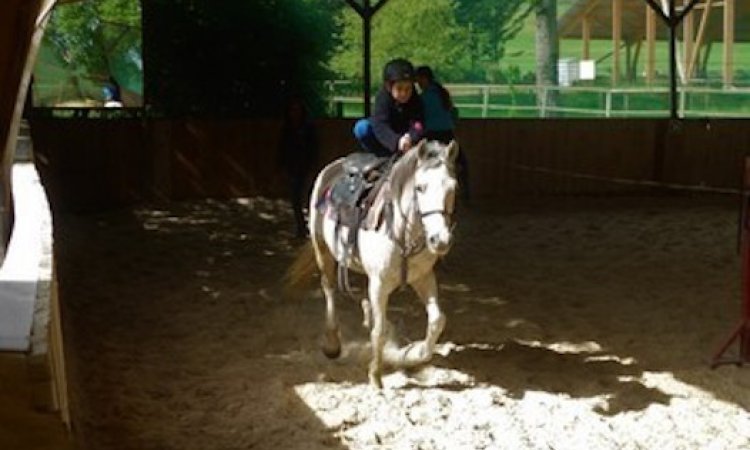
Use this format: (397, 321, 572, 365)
(429, 235, 439, 246)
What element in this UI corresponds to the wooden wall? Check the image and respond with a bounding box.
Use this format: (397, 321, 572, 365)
(0, 0, 70, 432)
(30, 118, 750, 212)
(0, 0, 53, 244)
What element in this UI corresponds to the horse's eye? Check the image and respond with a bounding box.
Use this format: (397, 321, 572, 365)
(415, 184, 426, 193)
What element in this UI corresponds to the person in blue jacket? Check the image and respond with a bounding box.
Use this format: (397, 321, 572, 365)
(353, 58, 424, 157)
(416, 65, 470, 204)
(415, 65, 456, 144)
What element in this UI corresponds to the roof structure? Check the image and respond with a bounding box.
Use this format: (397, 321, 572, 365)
(558, 0, 744, 86)
(560, 0, 750, 42)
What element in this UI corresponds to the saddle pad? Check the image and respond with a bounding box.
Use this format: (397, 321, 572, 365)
(362, 180, 390, 231)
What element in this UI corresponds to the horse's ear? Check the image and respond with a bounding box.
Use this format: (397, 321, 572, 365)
(415, 139, 428, 160)
(445, 140, 459, 164)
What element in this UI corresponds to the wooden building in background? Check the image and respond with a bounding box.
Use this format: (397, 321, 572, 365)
(559, 0, 749, 86)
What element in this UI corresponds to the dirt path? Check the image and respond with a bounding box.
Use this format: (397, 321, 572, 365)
(56, 196, 750, 449)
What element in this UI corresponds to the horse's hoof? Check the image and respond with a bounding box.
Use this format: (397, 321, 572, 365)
(322, 329, 341, 359)
(322, 345, 341, 359)
(400, 341, 431, 367)
(368, 373, 384, 389)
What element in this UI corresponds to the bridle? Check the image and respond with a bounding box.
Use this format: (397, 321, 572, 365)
(388, 160, 456, 286)
(413, 189, 455, 230)
(412, 153, 457, 229)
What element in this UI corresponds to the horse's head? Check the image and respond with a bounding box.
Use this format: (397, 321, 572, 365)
(413, 139, 459, 255)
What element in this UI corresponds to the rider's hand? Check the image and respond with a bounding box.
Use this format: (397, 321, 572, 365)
(398, 133, 412, 152)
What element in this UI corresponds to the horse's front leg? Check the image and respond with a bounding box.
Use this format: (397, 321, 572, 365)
(367, 277, 394, 388)
(401, 270, 445, 366)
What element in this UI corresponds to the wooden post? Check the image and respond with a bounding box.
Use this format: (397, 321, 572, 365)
(631, 41, 643, 81)
(582, 15, 591, 60)
(668, 0, 679, 118)
(723, 0, 735, 87)
(646, 4, 656, 84)
(343, 0, 391, 116)
(687, 0, 713, 80)
(481, 86, 489, 118)
(711, 155, 750, 368)
(683, 0, 695, 83)
(612, 0, 623, 85)
(363, 2, 372, 116)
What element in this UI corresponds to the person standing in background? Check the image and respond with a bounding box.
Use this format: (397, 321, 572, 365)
(278, 95, 318, 238)
(103, 76, 123, 108)
(416, 65, 470, 204)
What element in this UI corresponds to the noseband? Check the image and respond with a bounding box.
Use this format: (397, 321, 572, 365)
(419, 208, 453, 221)
(413, 189, 455, 227)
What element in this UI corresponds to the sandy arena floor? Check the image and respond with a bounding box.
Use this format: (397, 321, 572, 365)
(53, 195, 750, 450)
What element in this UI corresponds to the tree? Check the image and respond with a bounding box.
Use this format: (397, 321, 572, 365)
(330, 0, 469, 85)
(534, 0, 559, 116)
(453, 0, 533, 80)
(143, 0, 337, 117)
(45, 0, 141, 88)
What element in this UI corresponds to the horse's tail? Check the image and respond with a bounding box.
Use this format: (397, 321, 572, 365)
(282, 241, 317, 298)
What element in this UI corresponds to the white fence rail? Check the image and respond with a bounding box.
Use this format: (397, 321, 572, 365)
(328, 83, 750, 118)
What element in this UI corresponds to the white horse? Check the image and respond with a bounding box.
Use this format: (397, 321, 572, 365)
(287, 139, 458, 388)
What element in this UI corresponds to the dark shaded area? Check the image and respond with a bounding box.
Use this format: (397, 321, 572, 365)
(142, 0, 337, 118)
(55, 200, 348, 450)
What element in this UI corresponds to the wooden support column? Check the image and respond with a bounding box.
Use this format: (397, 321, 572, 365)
(723, 0, 735, 87)
(687, 0, 713, 79)
(343, 0, 391, 116)
(683, 0, 695, 83)
(631, 41, 643, 81)
(646, 4, 656, 84)
(582, 15, 591, 60)
(612, 0, 623, 85)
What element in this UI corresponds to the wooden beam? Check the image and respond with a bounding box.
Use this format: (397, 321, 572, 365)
(372, 0, 390, 14)
(342, 0, 392, 116)
(683, 0, 695, 83)
(643, 0, 670, 24)
(723, 0, 734, 87)
(582, 15, 591, 60)
(612, 0, 622, 85)
(343, 0, 364, 17)
(700, 40, 713, 77)
(687, 0, 713, 79)
(677, 0, 703, 22)
(693, 1, 724, 8)
(646, 4, 656, 84)
(561, 0, 600, 37)
(631, 40, 643, 81)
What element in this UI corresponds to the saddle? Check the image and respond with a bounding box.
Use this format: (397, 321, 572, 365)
(326, 152, 393, 293)
(330, 153, 384, 205)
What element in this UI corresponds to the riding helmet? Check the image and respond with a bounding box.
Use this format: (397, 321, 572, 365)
(383, 58, 415, 83)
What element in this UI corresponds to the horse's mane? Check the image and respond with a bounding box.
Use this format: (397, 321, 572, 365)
(388, 146, 420, 201)
(389, 141, 455, 201)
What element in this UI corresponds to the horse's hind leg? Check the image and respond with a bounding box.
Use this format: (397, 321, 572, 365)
(401, 271, 446, 366)
(311, 234, 341, 359)
(321, 255, 342, 359)
(360, 298, 372, 329)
